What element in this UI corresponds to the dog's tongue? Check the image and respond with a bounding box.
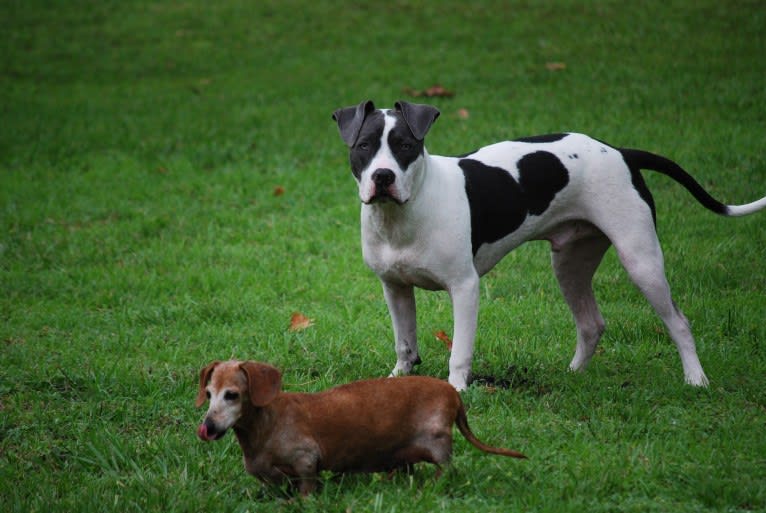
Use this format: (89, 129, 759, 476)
(197, 423, 210, 441)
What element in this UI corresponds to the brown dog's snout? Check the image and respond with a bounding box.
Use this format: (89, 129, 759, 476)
(198, 418, 225, 442)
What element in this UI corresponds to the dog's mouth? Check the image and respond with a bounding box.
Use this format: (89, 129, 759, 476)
(197, 422, 227, 442)
(364, 190, 407, 205)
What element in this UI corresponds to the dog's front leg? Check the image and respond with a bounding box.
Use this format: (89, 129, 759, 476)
(447, 273, 480, 391)
(382, 280, 420, 376)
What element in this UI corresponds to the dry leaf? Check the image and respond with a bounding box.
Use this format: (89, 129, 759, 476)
(457, 108, 470, 119)
(545, 62, 567, 71)
(289, 312, 313, 332)
(434, 330, 453, 351)
(403, 84, 455, 98)
(273, 186, 285, 196)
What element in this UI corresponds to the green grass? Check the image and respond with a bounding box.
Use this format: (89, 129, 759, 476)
(1, 0, 765, 511)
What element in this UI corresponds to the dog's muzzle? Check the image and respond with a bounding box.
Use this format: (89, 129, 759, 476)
(197, 419, 227, 441)
(368, 168, 403, 204)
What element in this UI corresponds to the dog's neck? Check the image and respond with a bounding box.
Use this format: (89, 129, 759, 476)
(232, 402, 277, 462)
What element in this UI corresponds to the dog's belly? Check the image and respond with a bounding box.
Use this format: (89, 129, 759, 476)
(473, 219, 602, 275)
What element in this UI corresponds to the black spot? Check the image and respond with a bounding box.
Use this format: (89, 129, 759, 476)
(348, 110, 385, 179)
(459, 151, 569, 254)
(460, 159, 527, 254)
(516, 151, 570, 215)
(513, 133, 569, 143)
(387, 112, 424, 171)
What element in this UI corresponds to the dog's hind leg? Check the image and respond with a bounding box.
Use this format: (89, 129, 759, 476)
(608, 224, 708, 386)
(551, 231, 611, 372)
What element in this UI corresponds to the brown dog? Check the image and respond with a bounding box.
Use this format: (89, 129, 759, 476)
(195, 360, 526, 495)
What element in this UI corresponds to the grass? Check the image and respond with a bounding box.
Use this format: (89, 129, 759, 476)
(1, 0, 765, 511)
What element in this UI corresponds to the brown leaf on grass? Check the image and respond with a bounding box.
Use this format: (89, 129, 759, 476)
(273, 185, 285, 196)
(457, 108, 470, 119)
(545, 62, 567, 71)
(434, 330, 453, 351)
(403, 84, 455, 98)
(289, 312, 313, 332)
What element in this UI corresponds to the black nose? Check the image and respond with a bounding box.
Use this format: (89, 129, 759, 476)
(372, 168, 395, 187)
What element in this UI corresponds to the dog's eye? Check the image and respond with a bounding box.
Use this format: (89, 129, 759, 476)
(357, 142, 370, 151)
(401, 143, 412, 151)
(224, 391, 240, 401)
(206, 390, 211, 399)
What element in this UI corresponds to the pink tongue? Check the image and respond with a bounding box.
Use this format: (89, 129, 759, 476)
(197, 424, 209, 441)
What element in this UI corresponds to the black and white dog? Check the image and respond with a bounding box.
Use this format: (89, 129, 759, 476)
(332, 100, 766, 390)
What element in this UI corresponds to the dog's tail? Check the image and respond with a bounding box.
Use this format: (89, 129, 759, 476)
(455, 401, 527, 459)
(619, 148, 766, 217)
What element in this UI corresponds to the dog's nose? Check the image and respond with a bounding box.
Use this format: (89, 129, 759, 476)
(372, 168, 395, 187)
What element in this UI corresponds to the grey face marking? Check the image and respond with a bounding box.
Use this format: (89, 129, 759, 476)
(348, 110, 425, 183)
(386, 110, 425, 171)
(349, 110, 385, 180)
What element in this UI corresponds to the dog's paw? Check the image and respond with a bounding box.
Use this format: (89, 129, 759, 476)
(389, 355, 422, 377)
(448, 374, 469, 392)
(685, 370, 709, 387)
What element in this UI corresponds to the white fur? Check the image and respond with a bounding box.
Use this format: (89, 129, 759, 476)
(353, 123, 758, 390)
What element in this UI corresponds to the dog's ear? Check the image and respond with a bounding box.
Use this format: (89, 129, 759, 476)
(394, 101, 440, 141)
(195, 361, 220, 408)
(332, 100, 375, 147)
(240, 362, 282, 407)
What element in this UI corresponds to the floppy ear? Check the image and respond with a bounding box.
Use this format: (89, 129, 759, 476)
(195, 361, 220, 408)
(239, 362, 282, 407)
(394, 100, 440, 141)
(332, 100, 375, 147)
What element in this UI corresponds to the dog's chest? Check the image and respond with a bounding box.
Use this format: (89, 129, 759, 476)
(363, 238, 446, 290)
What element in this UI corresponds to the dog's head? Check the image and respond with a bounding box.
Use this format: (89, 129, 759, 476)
(333, 100, 440, 205)
(195, 360, 282, 442)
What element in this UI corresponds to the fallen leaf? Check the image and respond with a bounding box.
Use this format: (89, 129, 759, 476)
(289, 312, 313, 332)
(403, 84, 455, 98)
(457, 108, 470, 119)
(434, 330, 453, 351)
(273, 185, 285, 196)
(545, 61, 567, 71)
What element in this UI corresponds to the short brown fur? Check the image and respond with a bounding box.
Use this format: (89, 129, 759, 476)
(196, 360, 526, 495)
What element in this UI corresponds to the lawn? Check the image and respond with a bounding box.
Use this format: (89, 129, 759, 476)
(1, 1, 765, 511)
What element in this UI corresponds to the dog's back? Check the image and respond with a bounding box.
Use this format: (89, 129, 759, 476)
(278, 376, 524, 473)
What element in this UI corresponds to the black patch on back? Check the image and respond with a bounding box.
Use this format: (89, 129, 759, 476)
(513, 133, 569, 143)
(460, 159, 527, 253)
(387, 112, 425, 171)
(349, 110, 385, 179)
(517, 151, 570, 215)
(460, 151, 569, 254)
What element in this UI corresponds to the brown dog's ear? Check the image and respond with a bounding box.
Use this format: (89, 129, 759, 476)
(195, 361, 220, 407)
(239, 362, 282, 407)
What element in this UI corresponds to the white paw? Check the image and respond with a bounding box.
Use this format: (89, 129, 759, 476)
(448, 372, 469, 392)
(685, 370, 709, 387)
(390, 362, 413, 377)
